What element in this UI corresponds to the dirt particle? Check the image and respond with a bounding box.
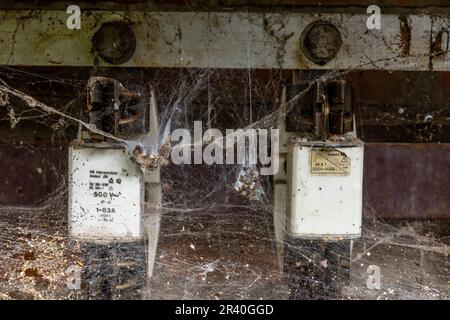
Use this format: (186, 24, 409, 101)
(24, 251, 36, 260)
(24, 267, 38, 277)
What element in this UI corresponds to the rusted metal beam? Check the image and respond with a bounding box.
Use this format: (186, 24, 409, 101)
(363, 143, 450, 219)
(2, 142, 449, 219)
(0, 144, 65, 206)
(1, 10, 450, 70)
(2, 1, 450, 10)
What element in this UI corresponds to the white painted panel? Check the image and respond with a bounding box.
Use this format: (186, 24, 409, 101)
(287, 141, 364, 239)
(68, 145, 143, 241)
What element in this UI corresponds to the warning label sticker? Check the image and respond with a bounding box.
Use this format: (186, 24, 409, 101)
(310, 148, 350, 176)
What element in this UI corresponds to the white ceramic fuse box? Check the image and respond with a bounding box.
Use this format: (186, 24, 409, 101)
(287, 139, 364, 239)
(68, 144, 143, 241)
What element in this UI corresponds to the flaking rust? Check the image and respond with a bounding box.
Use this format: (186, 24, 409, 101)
(399, 15, 412, 57)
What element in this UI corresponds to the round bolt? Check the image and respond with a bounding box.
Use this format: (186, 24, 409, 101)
(92, 21, 136, 65)
(300, 21, 342, 66)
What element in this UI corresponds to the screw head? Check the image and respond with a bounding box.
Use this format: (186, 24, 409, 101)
(92, 21, 137, 65)
(300, 21, 342, 66)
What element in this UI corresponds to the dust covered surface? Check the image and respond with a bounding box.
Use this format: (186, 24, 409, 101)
(0, 65, 448, 300)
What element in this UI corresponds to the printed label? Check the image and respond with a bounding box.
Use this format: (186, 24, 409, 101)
(310, 148, 350, 176)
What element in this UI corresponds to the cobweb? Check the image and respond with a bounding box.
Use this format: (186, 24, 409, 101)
(0, 64, 448, 300)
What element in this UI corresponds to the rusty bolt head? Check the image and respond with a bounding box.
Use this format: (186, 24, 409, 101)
(92, 21, 136, 65)
(300, 21, 342, 66)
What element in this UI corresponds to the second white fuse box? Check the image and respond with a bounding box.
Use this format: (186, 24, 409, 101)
(287, 139, 364, 239)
